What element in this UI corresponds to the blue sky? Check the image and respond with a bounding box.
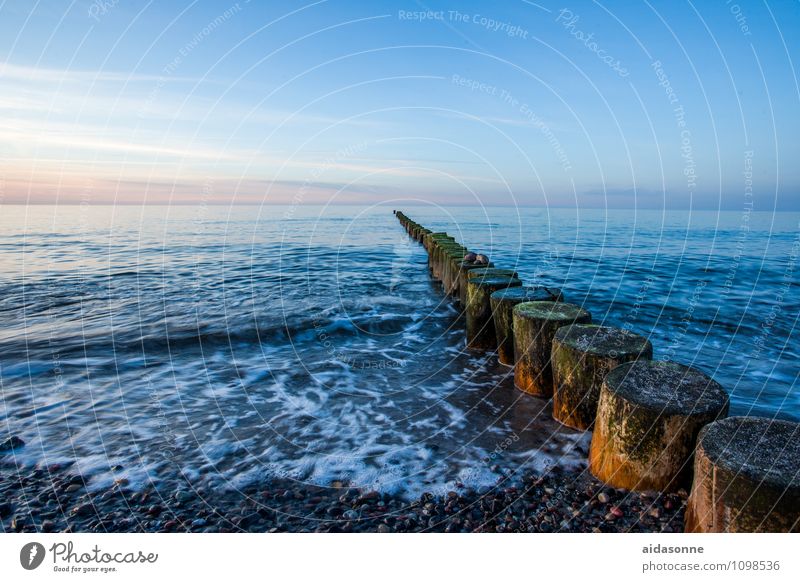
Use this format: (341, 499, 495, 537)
(1, 0, 798, 209)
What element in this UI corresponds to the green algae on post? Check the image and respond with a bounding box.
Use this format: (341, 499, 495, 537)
(685, 416, 800, 532)
(490, 286, 564, 366)
(512, 302, 591, 397)
(589, 360, 729, 493)
(466, 276, 522, 350)
(551, 324, 653, 430)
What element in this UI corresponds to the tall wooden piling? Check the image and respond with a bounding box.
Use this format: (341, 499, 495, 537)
(551, 324, 653, 430)
(456, 260, 496, 306)
(466, 276, 522, 350)
(685, 416, 800, 532)
(513, 302, 591, 397)
(490, 286, 563, 366)
(589, 360, 729, 492)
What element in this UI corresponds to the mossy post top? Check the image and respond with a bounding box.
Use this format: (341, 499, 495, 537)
(467, 267, 518, 279)
(697, 416, 800, 490)
(459, 261, 495, 271)
(470, 276, 522, 289)
(513, 301, 590, 322)
(604, 360, 729, 416)
(491, 286, 563, 304)
(553, 324, 652, 356)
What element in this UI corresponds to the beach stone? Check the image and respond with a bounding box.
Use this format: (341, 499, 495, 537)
(72, 503, 94, 517)
(490, 286, 564, 365)
(466, 277, 522, 350)
(512, 302, 591, 396)
(552, 324, 653, 430)
(685, 416, 800, 532)
(589, 360, 729, 492)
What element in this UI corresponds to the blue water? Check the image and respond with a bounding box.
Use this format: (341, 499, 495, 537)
(0, 204, 797, 496)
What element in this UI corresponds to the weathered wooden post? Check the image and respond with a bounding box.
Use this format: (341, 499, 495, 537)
(466, 276, 522, 350)
(490, 287, 563, 366)
(435, 242, 465, 282)
(589, 360, 729, 492)
(442, 246, 469, 295)
(513, 302, 591, 396)
(551, 324, 653, 430)
(427, 235, 455, 277)
(467, 267, 518, 280)
(685, 416, 800, 532)
(455, 260, 496, 306)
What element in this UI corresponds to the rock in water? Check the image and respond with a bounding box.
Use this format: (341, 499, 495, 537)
(0, 436, 25, 452)
(464, 252, 477, 262)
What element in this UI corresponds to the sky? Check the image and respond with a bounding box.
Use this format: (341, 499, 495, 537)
(0, 0, 798, 210)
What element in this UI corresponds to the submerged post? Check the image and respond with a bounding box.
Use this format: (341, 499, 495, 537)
(685, 416, 800, 532)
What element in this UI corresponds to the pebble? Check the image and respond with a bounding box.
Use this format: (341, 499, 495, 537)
(174, 491, 192, 503)
(72, 503, 94, 517)
(0, 464, 686, 533)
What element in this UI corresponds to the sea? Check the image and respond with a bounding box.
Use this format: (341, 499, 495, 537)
(1, 204, 797, 497)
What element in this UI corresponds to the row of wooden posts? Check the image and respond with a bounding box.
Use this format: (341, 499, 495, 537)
(394, 210, 799, 533)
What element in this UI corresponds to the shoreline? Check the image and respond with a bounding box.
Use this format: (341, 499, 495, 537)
(1, 462, 686, 533)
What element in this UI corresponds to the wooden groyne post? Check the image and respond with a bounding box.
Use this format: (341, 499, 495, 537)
(393, 210, 796, 532)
